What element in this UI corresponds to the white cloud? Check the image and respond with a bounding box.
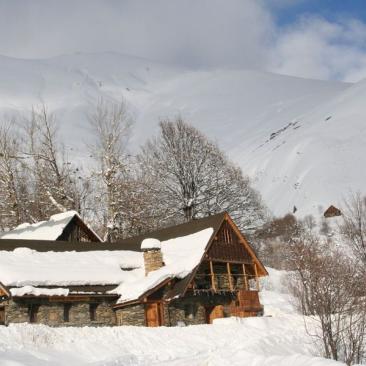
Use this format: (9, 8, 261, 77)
(0, 0, 366, 81)
(0, 0, 274, 69)
(270, 16, 366, 82)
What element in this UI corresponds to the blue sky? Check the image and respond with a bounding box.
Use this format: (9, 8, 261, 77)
(274, 0, 366, 25)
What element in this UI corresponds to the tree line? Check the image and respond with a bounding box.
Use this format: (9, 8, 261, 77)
(0, 100, 267, 241)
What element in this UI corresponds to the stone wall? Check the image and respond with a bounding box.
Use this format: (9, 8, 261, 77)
(167, 300, 206, 326)
(3, 294, 238, 327)
(96, 302, 116, 326)
(143, 249, 163, 275)
(6, 300, 29, 324)
(167, 294, 233, 326)
(115, 304, 145, 326)
(4, 299, 116, 326)
(37, 303, 64, 325)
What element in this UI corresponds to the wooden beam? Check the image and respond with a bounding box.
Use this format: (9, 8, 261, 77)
(224, 213, 268, 277)
(254, 263, 260, 291)
(209, 261, 216, 292)
(242, 264, 248, 290)
(227, 262, 233, 291)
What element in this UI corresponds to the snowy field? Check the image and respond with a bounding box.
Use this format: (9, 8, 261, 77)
(0, 269, 344, 366)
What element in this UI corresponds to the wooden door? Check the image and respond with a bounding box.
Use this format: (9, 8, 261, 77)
(145, 303, 163, 327)
(0, 307, 5, 325)
(206, 305, 224, 324)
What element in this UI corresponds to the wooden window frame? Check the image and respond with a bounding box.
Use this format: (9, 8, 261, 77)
(0, 306, 5, 325)
(184, 303, 197, 320)
(89, 303, 98, 321)
(63, 303, 72, 322)
(28, 304, 39, 323)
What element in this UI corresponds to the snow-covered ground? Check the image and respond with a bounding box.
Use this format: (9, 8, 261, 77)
(0, 52, 364, 217)
(0, 268, 344, 365)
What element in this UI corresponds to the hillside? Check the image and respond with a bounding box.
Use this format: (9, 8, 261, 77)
(0, 52, 362, 217)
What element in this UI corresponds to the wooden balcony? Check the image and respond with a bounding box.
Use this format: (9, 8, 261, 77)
(191, 274, 258, 293)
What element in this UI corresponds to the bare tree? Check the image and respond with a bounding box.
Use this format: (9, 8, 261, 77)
(341, 193, 366, 265)
(137, 117, 267, 232)
(0, 123, 29, 229)
(287, 229, 366, 365)
(255, 213, 301, 269)
(88, 99, 133, 241)
(23, 104, 82, 221)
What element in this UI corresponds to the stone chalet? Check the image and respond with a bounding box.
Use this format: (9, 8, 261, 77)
(0, 211, 267, 327)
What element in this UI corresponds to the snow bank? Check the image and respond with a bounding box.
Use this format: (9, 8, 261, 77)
(260, 267, 297, 316)
(0, 267, 344, 366)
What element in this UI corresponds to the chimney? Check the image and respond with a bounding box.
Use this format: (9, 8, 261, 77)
(141, 238, 164, 276)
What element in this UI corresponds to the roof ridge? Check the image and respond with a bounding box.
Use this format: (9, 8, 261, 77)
(117, 211, 227, 243)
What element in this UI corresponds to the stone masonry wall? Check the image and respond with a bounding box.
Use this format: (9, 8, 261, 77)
(4, 295, 236, 327)
(6, 300, 29, 324)
(96, 302, 116, 326)
(143, 249, 163, 275)
(115, 304, 145, 326)
(4, 300, 116, 326)
(167, 300, 206, 326)
(167, 294, 234, 326)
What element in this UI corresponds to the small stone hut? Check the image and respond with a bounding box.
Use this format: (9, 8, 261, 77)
(324, 205, 342, 218)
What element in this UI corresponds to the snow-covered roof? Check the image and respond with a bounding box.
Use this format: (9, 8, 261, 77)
(10, 286, 70, 297)
(0, 248, 142, 287)
(0, 211, 102, 242)
(113, 228, 213, 302)
(0, 228, 214, 303)
(141, 238, 161, 251)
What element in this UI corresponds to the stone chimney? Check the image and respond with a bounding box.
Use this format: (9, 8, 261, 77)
(141, 238, 164, 276)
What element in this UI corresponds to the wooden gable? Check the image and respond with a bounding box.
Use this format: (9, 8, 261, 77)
(164, 213, 267, 300)
(205, 213, 267, 276)
(324, 205, 342, 218)
(114, 212, 267, 305)
(206, 219, 252, 263)
(57, 215, 101, 242)
(0, 282, 9, 300)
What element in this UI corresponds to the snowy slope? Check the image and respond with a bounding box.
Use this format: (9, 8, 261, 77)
(0, 268, 344, 366)
(0, 52, 362, 217)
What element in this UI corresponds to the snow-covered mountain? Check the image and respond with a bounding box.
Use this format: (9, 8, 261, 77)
(0, 52, 364, 217)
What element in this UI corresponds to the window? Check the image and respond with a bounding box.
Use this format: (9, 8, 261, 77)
(63, 304, 71, 322)
(0, 306, 5, 325)
(184, 304, 197, 320)
(89, 303, 98, 321)
(28, 304, 39, 323)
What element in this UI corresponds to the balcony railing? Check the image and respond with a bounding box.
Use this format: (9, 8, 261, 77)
(191, 274, 258, 293)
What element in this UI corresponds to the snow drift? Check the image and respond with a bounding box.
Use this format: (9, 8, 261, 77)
(0, 268, 345, 365)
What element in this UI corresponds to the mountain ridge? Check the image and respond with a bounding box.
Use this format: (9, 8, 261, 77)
(0, 52, 361, 217)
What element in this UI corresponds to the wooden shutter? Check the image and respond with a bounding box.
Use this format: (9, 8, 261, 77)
(0, 307, 4, 325)
(145, 303, 163, 327)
